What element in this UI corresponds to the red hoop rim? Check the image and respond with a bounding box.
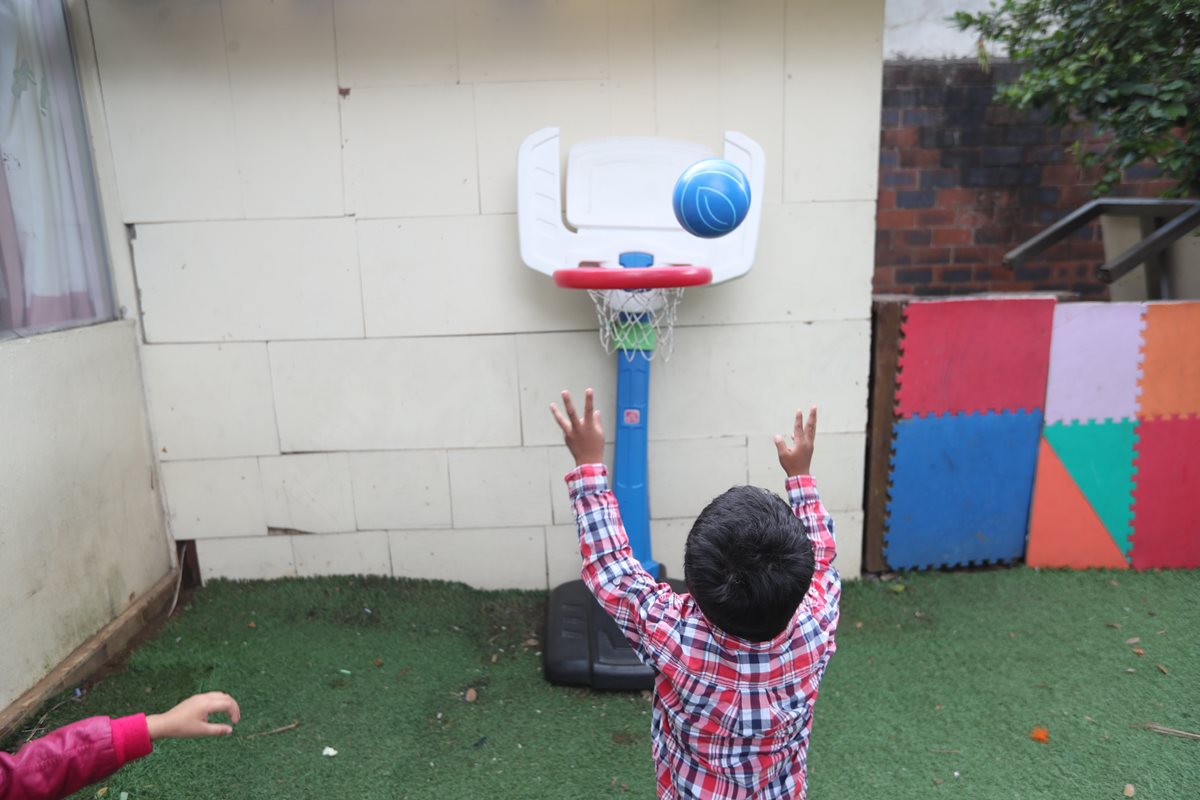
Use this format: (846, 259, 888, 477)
(552, 266, 713, 290)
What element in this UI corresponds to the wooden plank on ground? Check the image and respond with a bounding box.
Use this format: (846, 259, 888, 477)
(0, 568, 179, 741)
(864, 299, 905, 573)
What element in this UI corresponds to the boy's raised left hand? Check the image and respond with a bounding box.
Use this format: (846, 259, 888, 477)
(775, 405, 817, 477)
(550, 388, 605, 467)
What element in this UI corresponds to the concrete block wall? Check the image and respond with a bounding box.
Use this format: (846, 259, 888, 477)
(84, 0, 884, 587)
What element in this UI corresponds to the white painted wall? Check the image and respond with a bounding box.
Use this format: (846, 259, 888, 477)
(79, 0, 884, 587)
(884, 0, 997, 60)
(0, 321, 171, 708)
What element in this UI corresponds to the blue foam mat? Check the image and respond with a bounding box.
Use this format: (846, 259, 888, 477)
(885, 411, 1043, 570)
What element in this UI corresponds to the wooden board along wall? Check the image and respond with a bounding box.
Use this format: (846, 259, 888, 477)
(0, 569, 180, 742)
(864, 298, 906, 573)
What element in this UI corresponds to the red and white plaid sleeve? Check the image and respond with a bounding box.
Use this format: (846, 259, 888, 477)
(788, 475, 840, 636)
(566, 464, 680, 665)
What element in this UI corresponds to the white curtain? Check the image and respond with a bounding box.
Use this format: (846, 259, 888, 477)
(0, 0, 113, 336)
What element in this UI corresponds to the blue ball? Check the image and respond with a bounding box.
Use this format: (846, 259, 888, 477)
(672, 159, 751, 239)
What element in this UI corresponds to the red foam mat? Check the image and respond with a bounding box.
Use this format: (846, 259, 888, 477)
(896, 298, 1055, 418)
(1130, 416, 1200, 569)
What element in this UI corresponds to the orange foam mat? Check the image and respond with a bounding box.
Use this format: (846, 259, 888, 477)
(1027, 438, 1128, 569)
(1139, 303, 1200, 418)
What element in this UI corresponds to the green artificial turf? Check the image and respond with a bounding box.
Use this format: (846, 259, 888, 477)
(5, 568, 1198, 799)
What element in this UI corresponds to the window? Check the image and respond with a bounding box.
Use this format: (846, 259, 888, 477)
(1, 0, 114, 340)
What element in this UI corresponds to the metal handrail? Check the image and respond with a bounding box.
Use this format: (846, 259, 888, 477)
(1003, 198, 1200, 285)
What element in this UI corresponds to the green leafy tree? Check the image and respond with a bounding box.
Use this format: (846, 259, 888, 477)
(954, 1, 1200, 196)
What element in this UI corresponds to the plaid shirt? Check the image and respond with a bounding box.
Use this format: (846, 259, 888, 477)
(566, 465, 840, 800)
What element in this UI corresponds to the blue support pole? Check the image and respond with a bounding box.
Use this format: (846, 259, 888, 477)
(614, 352, 659, 578)
(613, 251, 661, 580)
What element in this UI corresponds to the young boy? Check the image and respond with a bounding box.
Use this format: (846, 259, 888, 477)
(550, 389, 839, 799)
(1, 692, 240, 800)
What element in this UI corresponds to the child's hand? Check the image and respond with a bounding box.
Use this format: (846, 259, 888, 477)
(774, 405, 817, 477)
(146, 692, 241, 739)
(550, 388, 605, 467)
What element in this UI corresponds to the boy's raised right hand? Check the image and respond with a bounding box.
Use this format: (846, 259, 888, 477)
(775, 406, 817, 477)
(550, 388, 605, 467)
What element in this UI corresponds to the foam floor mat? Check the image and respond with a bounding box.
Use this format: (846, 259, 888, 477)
(885, 410, 1042, 570)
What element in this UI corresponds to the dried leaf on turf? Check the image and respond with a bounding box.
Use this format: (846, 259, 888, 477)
(247, 621, 257, 629)
(465, 688, 478, 703)
(373, 658, 384, 668)
(1029, 726, 1050, 743)
(1124, 637, 1140, 644)
(1156, 664, 1168, 675)
(1132, 647, 1146, 656)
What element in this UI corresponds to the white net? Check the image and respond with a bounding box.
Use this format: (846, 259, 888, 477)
(586, 287, 685, 362)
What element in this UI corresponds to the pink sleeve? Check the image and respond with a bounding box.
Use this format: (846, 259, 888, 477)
(0, 715, 149, 800)
(110, 714, 152, 766)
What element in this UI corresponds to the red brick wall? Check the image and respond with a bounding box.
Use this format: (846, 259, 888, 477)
(875, 61, 1173, 297)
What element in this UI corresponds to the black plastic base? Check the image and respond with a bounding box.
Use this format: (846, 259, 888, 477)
(543, 578, 686, 690)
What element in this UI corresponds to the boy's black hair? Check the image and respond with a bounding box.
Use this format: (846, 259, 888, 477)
(683, 485, 815, 642)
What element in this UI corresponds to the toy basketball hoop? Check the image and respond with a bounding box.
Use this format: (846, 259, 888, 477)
(556, 263, 712, 361)
(518, 128, 765, 362)
(518, 127, 765, 691)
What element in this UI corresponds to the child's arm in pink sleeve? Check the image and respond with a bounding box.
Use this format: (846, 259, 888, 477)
(0, 714, 151, 800)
